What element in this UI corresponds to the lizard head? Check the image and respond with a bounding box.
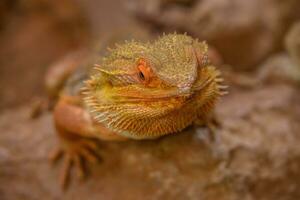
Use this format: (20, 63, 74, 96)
(83, 33, 226, 139)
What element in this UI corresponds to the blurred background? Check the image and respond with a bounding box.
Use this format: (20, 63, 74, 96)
(0, 0, 300, 199)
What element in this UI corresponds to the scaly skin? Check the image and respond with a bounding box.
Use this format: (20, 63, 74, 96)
(48, 33, 227, 189)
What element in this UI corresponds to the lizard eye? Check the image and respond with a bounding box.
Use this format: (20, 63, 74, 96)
(138, 71, 145, 81)
(137, 58, 151, 84)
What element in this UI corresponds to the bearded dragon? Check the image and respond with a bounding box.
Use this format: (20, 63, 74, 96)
(46, 33, 227, 188)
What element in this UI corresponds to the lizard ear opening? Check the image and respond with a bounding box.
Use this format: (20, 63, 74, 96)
(137, 58, 151, 84)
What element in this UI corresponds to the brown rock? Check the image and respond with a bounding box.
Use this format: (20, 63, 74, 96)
(127, 0, 300, 69)
(1, 83, 300, 200)
(0, 0, 89, 110)
(257, 22, 300, 84)
(285, 21, 300, 68)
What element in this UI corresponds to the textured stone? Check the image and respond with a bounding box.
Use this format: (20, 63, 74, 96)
(1, 83, 299, 200)
(127, 0, 300, 69)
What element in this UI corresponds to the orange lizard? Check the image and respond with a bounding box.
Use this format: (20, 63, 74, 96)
(46, 33, 227, 188)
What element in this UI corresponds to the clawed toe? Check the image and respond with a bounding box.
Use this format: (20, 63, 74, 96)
(49, 147, 63, 163)
(49, 139, 101, 189)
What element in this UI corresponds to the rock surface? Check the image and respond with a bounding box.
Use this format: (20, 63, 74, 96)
(1, 83, 299, 200)
(257, 22, 300, 84)
(127, 0, 300, 69)
(0, 0, 89, 110)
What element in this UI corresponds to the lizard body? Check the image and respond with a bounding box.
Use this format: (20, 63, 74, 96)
(47, 33, 226, 188)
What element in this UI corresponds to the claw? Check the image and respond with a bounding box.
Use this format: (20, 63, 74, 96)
(60, 154, 72, 189)
(84, 140, 99, 151)
(80, 148, 98, 164)
(49, 147, 63, 163)
(49, 138, 101, 189)
(73, 154, 85, 180)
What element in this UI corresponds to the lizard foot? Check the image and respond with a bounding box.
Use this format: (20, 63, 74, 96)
(49, 138, 101, 189)
(194, 114, 222, 143)
(206, 116, 221, 135)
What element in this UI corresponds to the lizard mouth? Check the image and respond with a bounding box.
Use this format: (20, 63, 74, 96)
(104, 68, 217, 104)
(112, 67, 222, 106)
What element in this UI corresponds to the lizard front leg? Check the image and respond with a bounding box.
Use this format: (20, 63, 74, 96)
(49, 95, 127, 189)
(194, 110, 221, 137)
(193, 91, 223, 142)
